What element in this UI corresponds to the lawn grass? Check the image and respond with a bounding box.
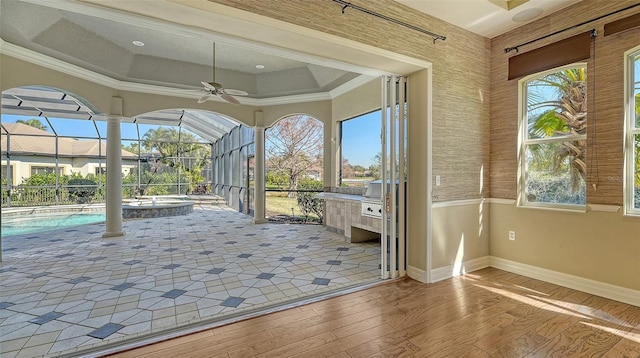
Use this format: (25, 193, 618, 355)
(265, 193, 319, 219)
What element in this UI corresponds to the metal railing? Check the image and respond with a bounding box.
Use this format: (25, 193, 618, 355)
(1, 182, 214, 208)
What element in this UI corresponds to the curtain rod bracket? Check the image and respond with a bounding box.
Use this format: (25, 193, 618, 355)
(591, 29, 598, 38)
(341, 4, 348, 14)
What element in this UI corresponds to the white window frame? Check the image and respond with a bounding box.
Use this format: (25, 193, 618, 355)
(624, 46, 640, 217)
(517, 63, 588, 212)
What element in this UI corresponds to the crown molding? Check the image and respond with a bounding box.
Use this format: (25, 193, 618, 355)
(1, 39, 371, 108)
(21, 0, 388, 77)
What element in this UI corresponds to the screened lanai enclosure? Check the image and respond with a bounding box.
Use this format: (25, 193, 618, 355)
(1, 86, 254, 213)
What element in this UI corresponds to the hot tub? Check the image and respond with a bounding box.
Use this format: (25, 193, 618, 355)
(122, 196, 193, 219)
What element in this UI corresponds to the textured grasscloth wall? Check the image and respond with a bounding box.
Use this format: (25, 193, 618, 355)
(490, 0, 640, 204)
(210, 0, 491, 202)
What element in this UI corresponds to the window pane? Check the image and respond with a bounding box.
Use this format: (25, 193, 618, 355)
(524, 143, 586, 205)
(635, 53, 639, 128)
(341, 110, 381, 187)
(525, 68, 587, 139)
(634, 133, 640, 209)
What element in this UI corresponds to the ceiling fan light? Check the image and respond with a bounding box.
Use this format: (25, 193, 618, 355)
(132, 40, 145, 47)
(256, 64, 265, 69)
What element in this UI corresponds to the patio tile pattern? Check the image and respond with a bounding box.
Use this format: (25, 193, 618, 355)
(0, 204, 380, 357)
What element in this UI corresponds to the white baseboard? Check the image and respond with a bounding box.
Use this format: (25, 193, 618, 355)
(431, 256, 491, 283)
(490, 257, 640, 307)
(407, 265, 427, 283)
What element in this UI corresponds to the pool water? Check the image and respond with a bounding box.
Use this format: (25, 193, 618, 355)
(1, 212, 106, 237)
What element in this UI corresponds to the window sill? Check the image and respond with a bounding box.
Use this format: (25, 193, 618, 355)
(517, 203, 586, 214)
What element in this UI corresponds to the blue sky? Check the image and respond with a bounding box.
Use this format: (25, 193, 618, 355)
(341, 110, 382, 167)
(3, 111, 382, 166)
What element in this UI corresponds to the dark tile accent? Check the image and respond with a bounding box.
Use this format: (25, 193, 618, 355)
(88, 256, 106, 262)
(237, 254, 252, 258)
(49, 239, 63, 242)
(132, 245, 146, 249)
(102, 243, 116, 247)
(87, 323, 125, 339)
(221, 297, 245, 308)
(256, 273, 275, 280)
(111, 283, 136, 291)
(337, 247, 350, 252)
(308, 236, 320, 240)
(259, 243, 271, 247)
(28, 272, 50, 279)
(0, 268, 15, 273)
(34, 250, 45, 254)
(0, 302, 15, 310)
(193, 239, 205, 242)
(279, 257, 295, 262)
(66, 277, 91, 285)
(161, 289, 187, 299)
(55, 253, 74, 258)
(207, 268, 225, 274)
(245, 233, 256, 237)
(218, 232, 227, 235)
(326, 260, 342, 266)
(25, 236, 39, 240)
(29, 312, 64, 325)
(261, 227, 270, 230)
(3, 248, 17, 252)
(312, 278, 331, 286)
(162, 264, 181, 270)
(225, 241, 236, 244)
(164, 248, 178, 252)
(164, 237, 177, 240)
(199, 251, 214, 255)
(276, 235, 286, 238)
(296, 245, 309, 249)
(123, 260, 142, 265)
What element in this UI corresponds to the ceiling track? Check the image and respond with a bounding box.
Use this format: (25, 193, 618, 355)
(332, 0, 446, 44)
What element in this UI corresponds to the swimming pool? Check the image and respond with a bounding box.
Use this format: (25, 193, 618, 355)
(1, 212, 105, 237)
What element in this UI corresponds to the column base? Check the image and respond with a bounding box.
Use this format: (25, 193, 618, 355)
(102, 231, 125, 238)
(253, 218, 268, 224)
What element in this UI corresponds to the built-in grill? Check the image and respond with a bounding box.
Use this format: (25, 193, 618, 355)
(361, 180, 385, 219)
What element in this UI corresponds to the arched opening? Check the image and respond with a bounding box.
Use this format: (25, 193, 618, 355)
(265, 114, 324, 223)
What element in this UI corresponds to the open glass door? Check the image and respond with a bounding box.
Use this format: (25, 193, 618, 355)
(380, 76, 407, 279)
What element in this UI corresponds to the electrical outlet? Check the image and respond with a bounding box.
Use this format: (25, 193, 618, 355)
(508, 231, 516, 241)
(435, 175, 441, 186)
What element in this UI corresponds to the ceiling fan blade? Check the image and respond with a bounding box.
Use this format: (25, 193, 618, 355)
(220, 93, 240, 105)
(224, 88, 248, 96)
(201, 81, 216, 90)
(197, 94, 213, 103)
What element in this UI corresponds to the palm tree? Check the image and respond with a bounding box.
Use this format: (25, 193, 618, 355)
(528, 67, 587, 192)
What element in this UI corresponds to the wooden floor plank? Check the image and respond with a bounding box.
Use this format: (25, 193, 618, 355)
(106, 268, 640, 358)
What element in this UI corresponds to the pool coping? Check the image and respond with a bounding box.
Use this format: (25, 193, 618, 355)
(1, 204, 106, 218)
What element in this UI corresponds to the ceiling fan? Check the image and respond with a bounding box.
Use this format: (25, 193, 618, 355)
(198, 43, 248, 105)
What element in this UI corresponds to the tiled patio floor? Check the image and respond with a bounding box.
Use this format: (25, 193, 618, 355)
(0, 205, 381, 357)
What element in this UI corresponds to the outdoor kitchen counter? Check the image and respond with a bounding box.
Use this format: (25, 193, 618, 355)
(318, 192, 381, 243)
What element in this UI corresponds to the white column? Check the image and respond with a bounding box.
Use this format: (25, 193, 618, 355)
(103, 114, 124, 238)
(253, 125, 267, 224)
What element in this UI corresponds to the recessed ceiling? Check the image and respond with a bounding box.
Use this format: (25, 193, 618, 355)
(396, 0, 583, 38)
(0, 0, 367, 99)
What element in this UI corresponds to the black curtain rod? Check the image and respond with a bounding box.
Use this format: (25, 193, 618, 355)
(332, 0, 446, 43)
(505, 3, 640, 54)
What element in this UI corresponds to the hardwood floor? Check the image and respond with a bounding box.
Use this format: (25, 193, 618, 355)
(105, 268, 640, 357)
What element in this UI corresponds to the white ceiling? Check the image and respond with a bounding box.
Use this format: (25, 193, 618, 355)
(397, 0, 582, 38)
(0, 0, 363, 99)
